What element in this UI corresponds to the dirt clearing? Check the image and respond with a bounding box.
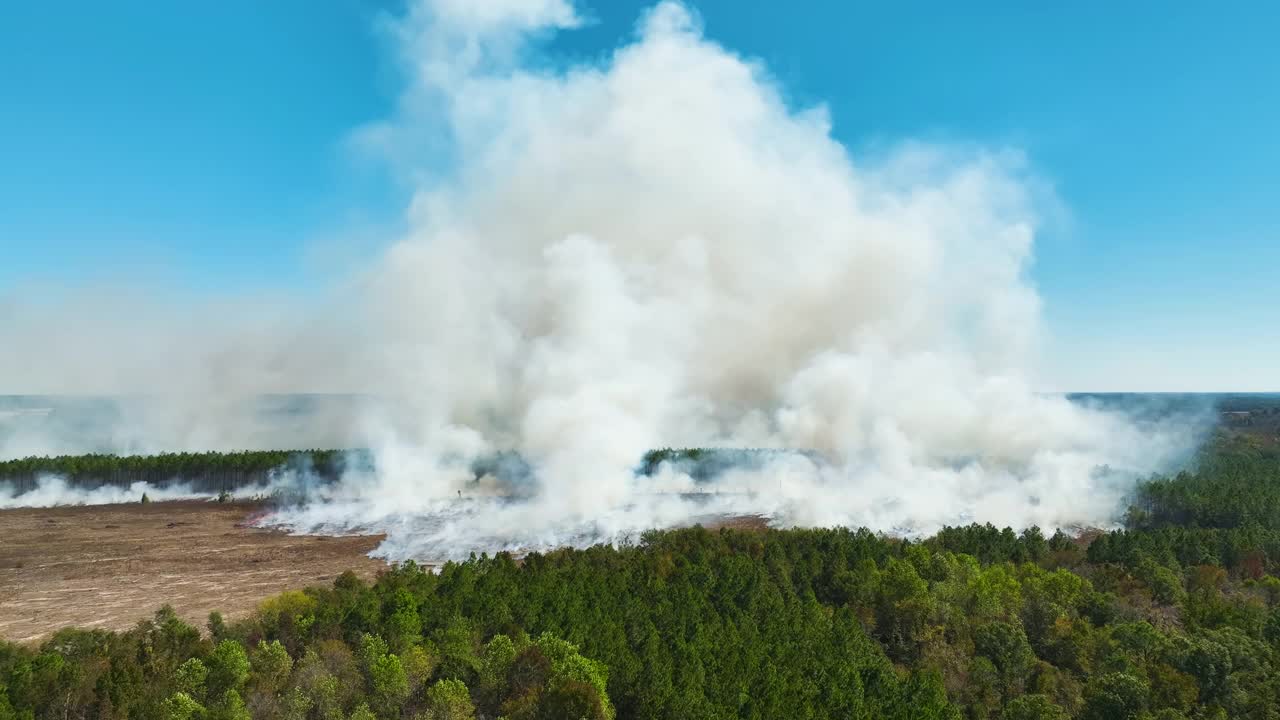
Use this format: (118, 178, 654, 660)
(0, 501, 387, 644)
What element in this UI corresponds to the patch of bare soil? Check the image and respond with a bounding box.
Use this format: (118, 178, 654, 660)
(0, 501, 387, 644)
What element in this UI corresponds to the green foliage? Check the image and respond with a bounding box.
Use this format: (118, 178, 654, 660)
(528, 678, 606, 720)
(420, 678, 475, 720)
(359, 634, 410, 718)
(1135, 556, 1187, 605)
(11, 440, 1280, 718)
(288, 649, 343, 720)
(1081, 672, 1149, 720)
(162, 691, 206, 720)
(1001, 694, 1068, 720)
(257, 590, 318, 644)
(208, 689, 249, 720)
(533, 633, 613, 720)
(250, 639, 293, 698)
(0, 449, 358, 487)
(974, 621, 1035, 696)
(432, 616, 480, 682)
(174, 657, 209, 700)
(206, 612, 226, 642)
(0, 688, 17, 720)
(208, 639, 250, 697)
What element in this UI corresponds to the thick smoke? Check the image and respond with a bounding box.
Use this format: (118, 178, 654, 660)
(0, 476, 281, 510)
(269, 0, 1200, 560)
(0, 1, 1203, 561)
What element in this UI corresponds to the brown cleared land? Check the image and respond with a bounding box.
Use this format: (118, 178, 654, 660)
(0, 501, 387, 644)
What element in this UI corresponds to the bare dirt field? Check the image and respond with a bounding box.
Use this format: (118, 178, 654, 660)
(0, 501, 387, 644)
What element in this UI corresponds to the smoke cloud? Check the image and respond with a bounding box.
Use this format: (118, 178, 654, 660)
(0, 1, 1204, 561)
(270, 0, 1202, 560)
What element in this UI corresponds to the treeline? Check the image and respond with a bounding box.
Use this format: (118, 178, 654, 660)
(8, 438, 1280, 718)
(1125, 435, 1280, 531)
(637, 447, 822, 481)
(0, 602, 610, 720)
(2, 447, 817, 497)
(0, 451, 368, 496)
(8, 447, 787, 487)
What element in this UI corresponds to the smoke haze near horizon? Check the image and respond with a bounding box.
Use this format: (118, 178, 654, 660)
(0, 1, 1208, 561)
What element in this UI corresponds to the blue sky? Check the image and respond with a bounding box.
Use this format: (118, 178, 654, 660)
(1, 1, 1276, 390)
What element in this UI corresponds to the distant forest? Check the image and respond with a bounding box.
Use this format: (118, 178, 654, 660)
(0, 450, 362, 496)
(5, 434, 1280, 718)
(4, 389, 1279, 494)
(0, 447, 802, 495)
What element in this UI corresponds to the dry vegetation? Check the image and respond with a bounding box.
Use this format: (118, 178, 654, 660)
(0, 500, 386, 643)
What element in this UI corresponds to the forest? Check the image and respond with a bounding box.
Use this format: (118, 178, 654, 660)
(2, 448, 796, 495)
(4, 434, 1280, 719)
(0, 451, 363, 496)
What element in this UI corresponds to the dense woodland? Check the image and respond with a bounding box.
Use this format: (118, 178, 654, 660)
(5, 435, 1280, 719)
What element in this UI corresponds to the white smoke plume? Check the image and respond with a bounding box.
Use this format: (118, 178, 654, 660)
(0, 1, 1203, 560)
(0, 475, 281, 510)
(268, 0, 1200, 560)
